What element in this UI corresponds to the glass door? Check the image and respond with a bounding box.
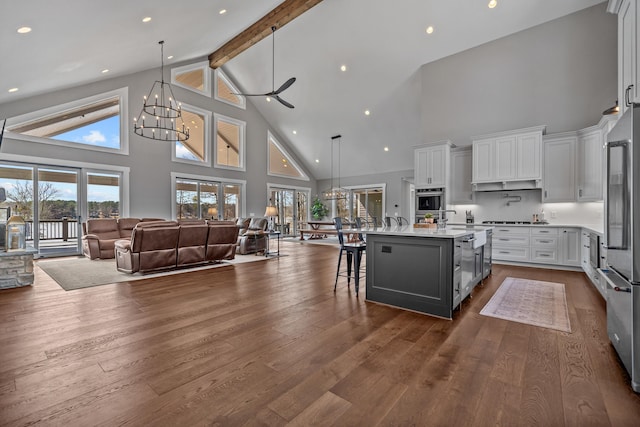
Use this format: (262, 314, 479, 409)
(36, 167, 81, 257)
(222, 184, 241, 220)
(269, 187, 309, 236)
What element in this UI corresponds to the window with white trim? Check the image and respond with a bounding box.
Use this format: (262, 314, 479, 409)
(172, 103, 211, 165)
(6, 88, 129, 154)
(171, 61, 211, 97)
(214, 113, 245, 171)
(267, 131, 309, 180)
(214, 69, 246, 109)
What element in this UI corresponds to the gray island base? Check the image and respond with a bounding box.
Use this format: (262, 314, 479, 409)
(365, 227, 489, 319)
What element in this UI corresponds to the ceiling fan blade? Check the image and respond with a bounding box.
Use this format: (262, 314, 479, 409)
(272, 77, 296, 95)
(275, 95, 294, 109)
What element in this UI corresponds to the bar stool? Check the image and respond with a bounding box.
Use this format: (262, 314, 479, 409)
(333, 217, 366, 295)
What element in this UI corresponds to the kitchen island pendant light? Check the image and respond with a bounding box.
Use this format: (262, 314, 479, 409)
(322, 134, 348, 200)
(133, 41, 189, 142)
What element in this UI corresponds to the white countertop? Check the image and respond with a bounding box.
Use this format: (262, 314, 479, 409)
(455, 222, 604, 235)
(362, 225, 492, 239)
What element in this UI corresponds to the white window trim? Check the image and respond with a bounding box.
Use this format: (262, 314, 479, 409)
(171, 103, 212, 167)
(170, 61, 211, 97)
(0, 152, 131, 218)
(267, 131, 309, 181)
(213, 113, 246, 172)
(170, 171, 246, 220)
(5, 87, 129, 155)
(214, 69, 246, 109)
(84, 169, 127, 220)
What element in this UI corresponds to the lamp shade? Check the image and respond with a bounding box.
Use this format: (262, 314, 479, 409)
(208, 207, 218, 217)
(264, 206, 278, 217)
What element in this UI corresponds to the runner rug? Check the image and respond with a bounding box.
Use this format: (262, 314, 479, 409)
(479, 277, 571, 333)
(37, 254, 270, 291)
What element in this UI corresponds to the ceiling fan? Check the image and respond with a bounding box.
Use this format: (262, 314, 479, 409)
(235, 26, 296, 109)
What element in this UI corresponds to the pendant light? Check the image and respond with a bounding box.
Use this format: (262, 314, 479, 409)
(133, 41, 190, 142)
(322, 134, 348, 200)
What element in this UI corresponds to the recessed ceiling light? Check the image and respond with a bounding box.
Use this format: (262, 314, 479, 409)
(219, 9, 227, 15)
(101, 69, 109, 74)
(17, 26, 32, 34)
(292, 130, 297, 135)
(426, 26, 434, 34)
(365, 110, 371, 116)
(266, 97, 271, 102)
(315, 159, 320, 163)
(340, 65, 347, 72)
(167, 55, 173, 60)
(142, 16, 152, 23)
(488, 0, 497, 8)
(384, 146, 389, 152)
(8, 87, 19, 93)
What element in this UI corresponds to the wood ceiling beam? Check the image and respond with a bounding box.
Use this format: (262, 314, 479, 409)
(208, 0, 323, 69)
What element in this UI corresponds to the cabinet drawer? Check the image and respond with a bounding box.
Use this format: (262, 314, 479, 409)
(531, 248, 558, 264)
(493, 247, 529, 261)
(531, 236, 558, 247)
(493, 235, 530, 246)
(493, 227, 529, 235)
(530, 227, 558, 236)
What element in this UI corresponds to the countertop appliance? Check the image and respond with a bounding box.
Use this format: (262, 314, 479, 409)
(605, 103, 640, 392)
(416, 188, 444, 215)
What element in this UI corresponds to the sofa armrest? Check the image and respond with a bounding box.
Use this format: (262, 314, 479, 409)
(114, 239, 131, 251)
(82, 234, 102, 259)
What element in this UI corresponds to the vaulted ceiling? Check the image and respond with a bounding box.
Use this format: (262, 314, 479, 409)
(0, 0, 604, 179)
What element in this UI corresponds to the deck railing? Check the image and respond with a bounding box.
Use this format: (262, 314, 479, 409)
(24, 219, 79, 241)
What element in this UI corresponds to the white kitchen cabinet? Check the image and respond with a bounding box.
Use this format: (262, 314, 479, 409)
(543, 135, 577, 202)
(577, 128, 604, 201)
(610, 0, 639, 114)
(415, 142, 450, 188)
(472, 126, 544, 188)
(559, 227, 581, 267)
(450, 148, 473, 204)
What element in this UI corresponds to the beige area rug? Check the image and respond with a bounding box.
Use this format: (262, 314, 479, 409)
(480, 277, 571, 333)
(37, 254, 271, 291)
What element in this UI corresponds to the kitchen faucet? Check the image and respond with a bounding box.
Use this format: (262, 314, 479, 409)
(437, 207, 457, 230)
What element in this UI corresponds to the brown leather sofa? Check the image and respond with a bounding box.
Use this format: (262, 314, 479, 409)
(82, 217, 165, 259)
(114, 220, 239, 274)
(236, 217, 268, 255)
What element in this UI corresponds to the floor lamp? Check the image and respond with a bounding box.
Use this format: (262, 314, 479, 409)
(264, 204, 278, 232)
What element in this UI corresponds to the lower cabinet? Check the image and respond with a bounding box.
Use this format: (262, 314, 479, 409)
(492, 226, 581, 267)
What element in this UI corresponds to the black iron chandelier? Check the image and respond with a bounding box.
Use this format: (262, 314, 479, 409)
(133, 41, 189, 142)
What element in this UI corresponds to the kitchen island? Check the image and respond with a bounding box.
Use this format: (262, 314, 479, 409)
(364, 226, 491, 319)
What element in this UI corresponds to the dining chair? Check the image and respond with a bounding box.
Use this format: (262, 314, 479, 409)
(396, 216, 410, 226)
(384, 216, 396, 227)
(333, 217, 366, 296)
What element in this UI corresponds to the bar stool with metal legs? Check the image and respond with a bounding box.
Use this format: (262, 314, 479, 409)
(333, 217, 366, 295)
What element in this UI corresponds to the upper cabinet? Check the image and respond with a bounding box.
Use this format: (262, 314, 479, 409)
(543, 116, 615, 203)
(415, 141, 452, 188)
(472, 125, 544, 190)
(609, 0, 640, 114)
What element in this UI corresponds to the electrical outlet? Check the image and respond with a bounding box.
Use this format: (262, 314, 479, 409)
(394, 212, 398, 216)
(249, 212, 254, 217)
(551, 211, 557, 219)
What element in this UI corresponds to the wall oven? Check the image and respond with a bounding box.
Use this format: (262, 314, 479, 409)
(416, 188, 444, 215)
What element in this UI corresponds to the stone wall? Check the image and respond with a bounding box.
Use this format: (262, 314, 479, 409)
(0, 252, 35, 289)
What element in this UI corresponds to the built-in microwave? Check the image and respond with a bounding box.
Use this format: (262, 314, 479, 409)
(416, 188, 444, 214)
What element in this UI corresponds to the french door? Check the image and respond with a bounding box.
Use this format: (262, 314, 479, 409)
(0, 163, 81, 257)
(268, 186, 309, 236)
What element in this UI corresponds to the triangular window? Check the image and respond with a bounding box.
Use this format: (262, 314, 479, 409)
(268, 131, 308, 180)
(172, 104, 211, 165)
(171, 61, 211, 97)
(6, 88, 127, 154)
(215, 69, 246, 109)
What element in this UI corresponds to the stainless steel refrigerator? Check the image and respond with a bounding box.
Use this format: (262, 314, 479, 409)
(605, 103, 640, 392)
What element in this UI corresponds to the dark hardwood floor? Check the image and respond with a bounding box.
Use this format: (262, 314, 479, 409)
(1, 241, 640, 426)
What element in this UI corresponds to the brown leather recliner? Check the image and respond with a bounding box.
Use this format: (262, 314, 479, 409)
(82, 218, 142, 259)
(177, 222, 209, 267)
(236, 217, 268, 255)
(115, 221, 180, 273)
(207, 222, 239, 261)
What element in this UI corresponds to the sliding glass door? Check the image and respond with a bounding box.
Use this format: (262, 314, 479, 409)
(175, 177, 243, 220)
